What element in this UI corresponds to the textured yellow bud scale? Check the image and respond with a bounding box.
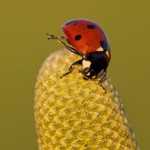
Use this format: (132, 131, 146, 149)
(34, 49, 139, 150)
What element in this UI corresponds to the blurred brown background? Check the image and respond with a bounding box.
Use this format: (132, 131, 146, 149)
(0, 0, 149, 149)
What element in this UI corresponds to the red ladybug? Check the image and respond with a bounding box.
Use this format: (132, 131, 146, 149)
(48, 19, 111, 85)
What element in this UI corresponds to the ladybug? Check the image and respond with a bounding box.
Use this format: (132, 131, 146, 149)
(47, 19, 111, 86)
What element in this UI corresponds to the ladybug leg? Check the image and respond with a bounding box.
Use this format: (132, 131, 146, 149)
(60, 59, 82, 78)
(97, 70, 107, 90)
(98, 70, 107, 84)
(79, 67, 97, 80)
(80, 66, 107, 91)
(46, 34, 81, 55)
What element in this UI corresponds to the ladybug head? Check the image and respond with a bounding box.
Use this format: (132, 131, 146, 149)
(62, 19, 110, 54)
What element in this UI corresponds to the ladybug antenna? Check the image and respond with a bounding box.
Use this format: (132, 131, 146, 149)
(46, 34, 81, 56)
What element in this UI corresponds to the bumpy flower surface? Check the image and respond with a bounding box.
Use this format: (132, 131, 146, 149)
(34, 49, 138, 150)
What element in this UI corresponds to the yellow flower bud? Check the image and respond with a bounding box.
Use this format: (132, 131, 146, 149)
(34, 49, 139, 150)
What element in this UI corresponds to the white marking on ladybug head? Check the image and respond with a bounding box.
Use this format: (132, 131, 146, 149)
(82, 60, 91, 69)
(96, 46, 104, 52)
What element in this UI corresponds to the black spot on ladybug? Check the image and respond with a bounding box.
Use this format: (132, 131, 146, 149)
(74, 35, 82, 41)
(100, 40, 109, 50)
(87, 25, 96, 29)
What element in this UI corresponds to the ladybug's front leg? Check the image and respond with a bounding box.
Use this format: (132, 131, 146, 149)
(60, 59, 82, 78)
(46, 34, 81, 56)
